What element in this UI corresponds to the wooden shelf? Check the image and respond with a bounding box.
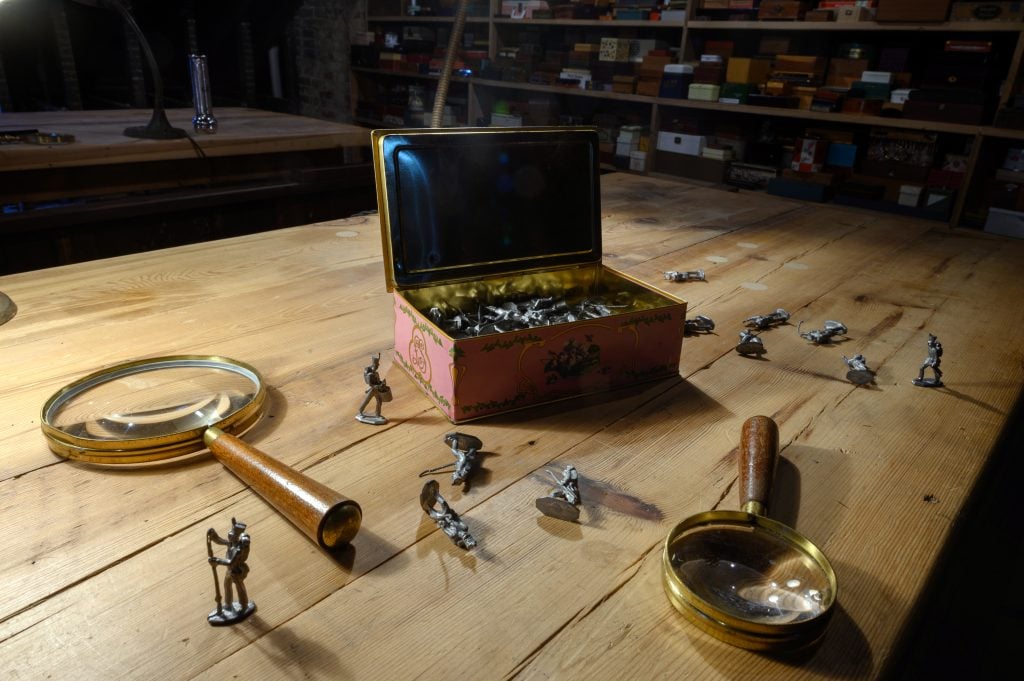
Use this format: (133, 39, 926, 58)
(471, 77, 656, 103)
(654, 98, 981, 136)
(352, 4, 1024, 227)
(687, 19, 1024, 31)
(491, 18, 685, 28)
(367, 15, 490, 23)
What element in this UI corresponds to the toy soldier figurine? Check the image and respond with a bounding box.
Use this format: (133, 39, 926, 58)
(798, 320, 848, 345)
(912, 333, 944, 387)
(664, 269, 706, 283)
(843, 354, 875, 385)
(736, 329, 767, 356)
(419, 432, 483, 486)
(206, 518, 256, 625)
(536, 464, 582, 521)
(684, 315, 716, 335)
(420, 479, 477, 550)
(743, 308, 790, 330)
(356, 353, 392, 425)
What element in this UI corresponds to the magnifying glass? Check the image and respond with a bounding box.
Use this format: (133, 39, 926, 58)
(41, 355, 361, 550)
(662, 416, 837, 651)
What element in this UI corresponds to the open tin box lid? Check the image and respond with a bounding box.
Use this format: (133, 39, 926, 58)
(371, 127, 602, 292)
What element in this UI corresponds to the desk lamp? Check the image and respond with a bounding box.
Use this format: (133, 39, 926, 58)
(71, 0, 186, 139)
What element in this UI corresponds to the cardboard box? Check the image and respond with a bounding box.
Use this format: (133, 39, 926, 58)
(758, 1, 812, 19)
(657, 131, 707, 156)
(653, 152, 729, 183)
(688, 83, 721, 101)
(726, 58, 773, 84)
(599, 37, 631, 62)
(371, 128, 687, 422)
(836, 6, 873, 19)
(952, 2, 1024, 21)
(984, 207, 1024, 238)
(792, 137, 830, 173)
(876, 0, 951, 21)
(629, 150, 647, 171)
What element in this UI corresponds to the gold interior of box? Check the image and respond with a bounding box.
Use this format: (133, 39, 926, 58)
(400, 263, 682, 330)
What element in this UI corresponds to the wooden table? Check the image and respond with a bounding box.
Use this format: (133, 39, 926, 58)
(0, 108, 375, 273)
(1, 173, 1021, 679)
(0, 107, 370, 174)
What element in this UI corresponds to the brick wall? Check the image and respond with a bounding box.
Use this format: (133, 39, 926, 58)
(286, 0, 367, 122)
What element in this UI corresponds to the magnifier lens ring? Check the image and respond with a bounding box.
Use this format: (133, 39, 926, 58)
(40, 355, 266, 464)
(662, 511, 836, 640)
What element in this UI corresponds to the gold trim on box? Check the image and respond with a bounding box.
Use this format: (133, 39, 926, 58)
(371, 126, 602, 293)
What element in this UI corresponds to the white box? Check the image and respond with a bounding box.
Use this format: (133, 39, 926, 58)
(618, 125, 643, 143)
(657, 131, 706, 156)
(898, 184, 923, 207)
(985, 207, 1024, 239)
(490, 112, 523, 127)
(890, 88, 913, 104)
(616, 139, 639, 157)
(629, 150, 647, 171)
(862, 71, 894, 84)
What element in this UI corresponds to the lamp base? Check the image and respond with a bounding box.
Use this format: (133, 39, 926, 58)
(124, 108, 188, 140)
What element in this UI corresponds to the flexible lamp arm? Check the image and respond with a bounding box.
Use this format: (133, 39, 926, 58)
(70, 0, 187, 139)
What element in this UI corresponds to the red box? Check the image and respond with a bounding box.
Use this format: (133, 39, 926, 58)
(792, 137, 830, 173)
(371, 128, 686, 422)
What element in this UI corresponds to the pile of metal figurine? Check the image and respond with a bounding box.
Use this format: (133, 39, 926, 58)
(428, 295, 632, 339)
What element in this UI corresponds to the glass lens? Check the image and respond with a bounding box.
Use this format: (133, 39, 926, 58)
(45, 359, 259, 441)
(669, 523, 832, 626)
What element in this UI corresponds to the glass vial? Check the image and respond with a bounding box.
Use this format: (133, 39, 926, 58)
(188, 54, 217, 133)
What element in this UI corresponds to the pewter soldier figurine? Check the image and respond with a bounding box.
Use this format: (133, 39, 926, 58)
(798, 320, 848, 344)
(206, 518, 256, 625)
(536, 464, 583, 521)
(743, 308, 790, 330)
(664, 269, 706, 283)
(912, 333, 944, 387)
(843, 354, 875, 385)
(420, 432, 483, 486)
(356, 353, 392, 425)
(684, 315, 716, 335)
(421, 480, 477, 550)
(736, 330, 767, 356)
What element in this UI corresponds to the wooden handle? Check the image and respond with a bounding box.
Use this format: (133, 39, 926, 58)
(738, 415, 779, 517)
(204, 427, 361, 550)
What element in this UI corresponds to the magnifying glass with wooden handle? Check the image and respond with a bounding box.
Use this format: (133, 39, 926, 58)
(662, 416, 837, 651)
(40, 356, 361, 550)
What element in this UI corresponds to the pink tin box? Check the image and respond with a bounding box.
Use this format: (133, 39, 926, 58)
(371, 127, 687, 422)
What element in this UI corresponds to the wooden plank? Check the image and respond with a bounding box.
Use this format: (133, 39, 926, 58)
(0, 173, 1021, 680)
(0, 108, 370, 172)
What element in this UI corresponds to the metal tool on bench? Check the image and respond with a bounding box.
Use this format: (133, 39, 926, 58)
(40, 355, 361, 550)
(662, 416, 837, 650)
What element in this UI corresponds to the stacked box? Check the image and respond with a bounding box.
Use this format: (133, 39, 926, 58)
(726, 57, 773, 85)
(688, 83, 722, 101)
(599, 37, 632, 62)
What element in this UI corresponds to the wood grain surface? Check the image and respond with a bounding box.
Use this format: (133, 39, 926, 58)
(0, 108, 370, 171)
(0, 173, 1022, 680)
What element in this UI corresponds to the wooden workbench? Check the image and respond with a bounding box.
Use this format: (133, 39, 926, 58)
(0, 107, 370, 172)
(0, 107, 375, 274)
(0, 173, 1021, 679)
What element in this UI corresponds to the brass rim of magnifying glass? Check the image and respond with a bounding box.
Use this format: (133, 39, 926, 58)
(662, 510, 837, 647)
(40, 355, 266, 464)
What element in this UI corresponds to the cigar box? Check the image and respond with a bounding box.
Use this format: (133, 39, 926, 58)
(758, 0, 812, 19)
(876, 0, 951, 21)
(952, 2, 1024, 21)
(371, 127, 687, 422)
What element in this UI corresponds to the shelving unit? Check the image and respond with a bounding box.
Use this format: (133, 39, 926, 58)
(357, 1, 1024, 230)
